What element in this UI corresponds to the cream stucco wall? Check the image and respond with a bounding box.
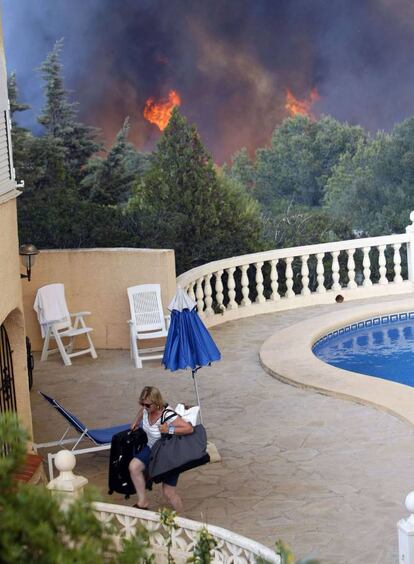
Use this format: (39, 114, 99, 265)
(0, 197, 33, 437)
(22, 248, 176, 351)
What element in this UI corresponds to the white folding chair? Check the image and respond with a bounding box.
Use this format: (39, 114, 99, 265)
(33, 283, 97, 367)
(127, 284, 170, 368)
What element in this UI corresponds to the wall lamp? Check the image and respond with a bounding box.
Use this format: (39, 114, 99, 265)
(19, 244, 39, 282)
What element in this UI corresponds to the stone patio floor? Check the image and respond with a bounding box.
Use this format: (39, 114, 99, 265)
(31, 294, 414, 563)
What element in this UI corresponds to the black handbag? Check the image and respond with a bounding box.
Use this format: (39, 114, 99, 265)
(148, 410, 210, 483)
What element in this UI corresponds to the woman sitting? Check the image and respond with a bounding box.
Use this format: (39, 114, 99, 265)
(129, 385, 193, 512)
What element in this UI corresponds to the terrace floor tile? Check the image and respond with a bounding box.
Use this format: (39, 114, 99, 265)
(31, 292, 414, 563)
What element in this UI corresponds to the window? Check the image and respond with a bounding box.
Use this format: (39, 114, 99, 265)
(0, 105, 16, 198)
(0, 34, 17, 199)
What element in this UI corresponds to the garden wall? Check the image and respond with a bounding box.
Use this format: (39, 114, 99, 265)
(22, 248, 176, 351)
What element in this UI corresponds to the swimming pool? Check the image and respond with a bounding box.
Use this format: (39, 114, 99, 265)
(312, 311, 414, 386)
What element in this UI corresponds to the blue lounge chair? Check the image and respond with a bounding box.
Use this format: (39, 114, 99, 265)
(35, 392, 129, 479)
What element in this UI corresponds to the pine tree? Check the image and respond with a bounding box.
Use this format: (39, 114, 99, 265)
(8, 72, 30, 122)
(17, 136, 82, 247)
(227, 147, 256, 192)
(38, 39, 101, 179)
(81, 117, 149, 205)
(7, 72, 32, 181)
(255, 115, 365, 209)
(130, 109, 263, 273)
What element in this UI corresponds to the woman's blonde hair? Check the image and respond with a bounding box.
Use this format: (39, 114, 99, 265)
(139, 386, 165, 408)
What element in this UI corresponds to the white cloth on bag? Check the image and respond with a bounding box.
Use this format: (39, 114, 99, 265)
(174, 403, 200, 426)
(33, 283, 70, 337)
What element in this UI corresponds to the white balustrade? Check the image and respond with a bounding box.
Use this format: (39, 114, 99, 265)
(195, 277, 204, 313)
(316, 253, 326, 293)
(240, 264, 251, 306)
(285, 257, 294, 298)
(301, 254, 310, 296)
(204, 274, 213, 315)
(226, 267, 238, 310)
(378, 245, 388, 285)
(47, 450, 88, 511)
(175, 218, 414, 325)
(215, 270, 224, 311)
(363, 247, 372, 287)
(398, 491, 414, 564)
(188, 283, 196, 302)
(270, 259, 280, 301)
(331, 251, 341, 292)
(255, 261, 265, 303)
(93, 502, 280, 563)
(394, 243, 403, 283)
(347, 249, 357, 289)
(48, 451, 279, 563)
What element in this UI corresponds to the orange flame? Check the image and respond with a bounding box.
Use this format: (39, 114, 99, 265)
(143, 90, 181, 131)
(284, 88, 320, 119)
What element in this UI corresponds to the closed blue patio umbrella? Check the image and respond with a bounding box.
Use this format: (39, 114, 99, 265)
(162, 287, 221, 423)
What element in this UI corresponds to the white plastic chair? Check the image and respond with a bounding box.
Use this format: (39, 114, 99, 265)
(127, 284, 170, 368)
(33, 283, 97, 367)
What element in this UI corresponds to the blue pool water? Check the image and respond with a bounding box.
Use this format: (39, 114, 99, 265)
(312, 311, 414, 386)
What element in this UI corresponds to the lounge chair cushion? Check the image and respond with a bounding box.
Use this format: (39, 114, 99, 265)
(88, 424, 130, 445)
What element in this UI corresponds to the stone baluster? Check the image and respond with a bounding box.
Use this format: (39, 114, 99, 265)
(215, 270, 225, 312)
(270, 259, 280, 301)
(255, 261, 265, 303)
(405, 211, 414, 282)
(316, 252, 326, 293)
(332, 251, 341, 291)
(188, 283, 196, 302)
(226, 267, 238, 309)
(240, 264, 251, 307)
(347, 248, 357, 289)
(285, 257, 295, 298)
(301, 255, 310, 296)
(47, 450, 88, 511)
(378, 245, 388, 285)
(195, 277, 204, 313)
(204, 274, 213, 315)
(398, 491, 414, 564)
(393, 243, 403, 283)
(363, 247, 372, 287)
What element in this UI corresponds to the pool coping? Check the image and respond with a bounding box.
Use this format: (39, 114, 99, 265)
(260, 297, 414, 426)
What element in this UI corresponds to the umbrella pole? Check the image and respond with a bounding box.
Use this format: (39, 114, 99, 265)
(192, 369, 204, 425)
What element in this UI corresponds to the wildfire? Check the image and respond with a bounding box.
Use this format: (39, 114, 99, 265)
(284, 88, 320, 119)
(143, 90, 181, 131)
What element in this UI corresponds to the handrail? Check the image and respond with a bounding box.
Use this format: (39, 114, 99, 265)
(175, 220, 414, 326)
(177, 232, 410, 288)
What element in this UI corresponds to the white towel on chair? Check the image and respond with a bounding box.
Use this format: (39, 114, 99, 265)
(33, 283, 70, 337)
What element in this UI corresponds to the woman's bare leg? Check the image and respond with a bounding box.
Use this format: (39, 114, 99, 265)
(162, 483, 183, 513)
(129, 458, 149, 508)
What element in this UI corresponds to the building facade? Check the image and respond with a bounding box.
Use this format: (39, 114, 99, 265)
(0, 14, 33, 438)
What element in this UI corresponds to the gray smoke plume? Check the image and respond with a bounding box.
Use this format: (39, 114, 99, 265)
(3, 0, 414, 162)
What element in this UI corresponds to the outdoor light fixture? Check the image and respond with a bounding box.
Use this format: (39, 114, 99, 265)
(19, 243, 39, 282)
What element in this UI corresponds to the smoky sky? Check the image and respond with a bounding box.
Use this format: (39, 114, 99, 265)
(3, 0, 414, 163)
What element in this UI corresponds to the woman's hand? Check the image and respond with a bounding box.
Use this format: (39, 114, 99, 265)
(159, 423, 169, 434)
(159, 417, 193, 435)
(131, 408, 143, 431)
